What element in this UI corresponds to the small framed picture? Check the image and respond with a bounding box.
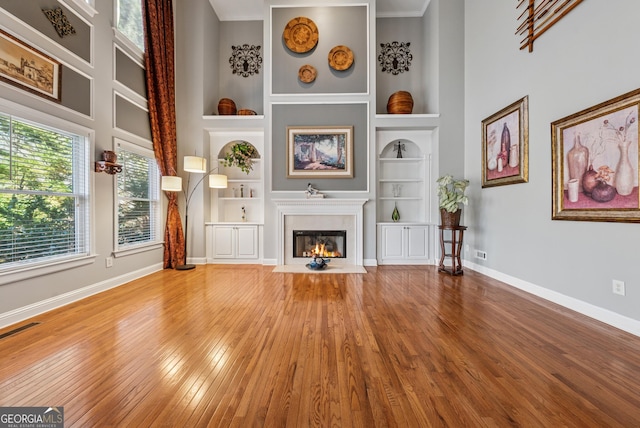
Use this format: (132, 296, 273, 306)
(286, 126, 353, 178)
(481, 96, 529, 188)
(0, 29, 62, 102)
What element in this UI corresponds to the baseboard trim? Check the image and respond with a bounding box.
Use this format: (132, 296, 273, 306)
(465, 261, 640, 337)
(0, 263, 163, 330)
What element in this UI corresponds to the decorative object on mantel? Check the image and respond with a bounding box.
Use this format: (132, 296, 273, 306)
(283, 16, 319, 53)
(217, 98, 237, 115)
(516, 0, 584, 52)
(42, 7, 76, 38)
(229, 44, 262, 77)
(222, 141, 258, 174)
(394, 141, 405, 158)
(378, 41, 412, 75)
(237, 109, 257, 115)
(305, 183, 325, 199)
(387, 91, 413, 114)
(95, 150, 122, 174)
(328, 45, 354, 71)
(298, 64, 317, 83)
(437, 174, 469, 227)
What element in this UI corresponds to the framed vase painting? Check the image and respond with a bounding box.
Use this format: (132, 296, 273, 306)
(286, 126, 353, 178)
(481, 96, 529, 188)
(0, 29, 61, 102)
(551, 88, 640, 222)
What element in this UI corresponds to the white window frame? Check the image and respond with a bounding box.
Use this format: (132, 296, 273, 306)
(113, 0, 145, 61)
(0, 98, 95, 286)
(113, 138, 162, 258)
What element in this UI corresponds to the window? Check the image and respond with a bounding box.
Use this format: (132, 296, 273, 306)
(116, 0, 144, 52)
(116, 140, 161, 252)
(0, 111, 90, 272)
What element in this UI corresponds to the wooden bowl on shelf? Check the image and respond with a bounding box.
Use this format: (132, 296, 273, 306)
(237, 109, 257, 115)
(386, 91, 414, 114)
(218, 98, 237, 115)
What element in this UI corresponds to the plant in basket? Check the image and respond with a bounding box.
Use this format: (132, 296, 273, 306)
(222, 141, 258, 174)
(437, 174, 469, 226)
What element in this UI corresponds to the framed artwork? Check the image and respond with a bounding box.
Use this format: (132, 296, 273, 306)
(286, 126, 353, 178)
(481, 96, 529, 188)
(551, 88, 640, 223)
(0, 29, 61, 102)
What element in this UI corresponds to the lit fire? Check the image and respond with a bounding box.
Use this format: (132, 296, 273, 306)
(309, 242, 341, 258)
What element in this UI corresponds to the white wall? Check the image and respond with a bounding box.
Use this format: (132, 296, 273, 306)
(464, 0, 640, 331)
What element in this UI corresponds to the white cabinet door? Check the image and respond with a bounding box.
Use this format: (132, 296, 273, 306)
(212, 225, 235, 258)
(236, 226, 258, 259)
(380, 225, 404, 260)
(406, 226, 428, 260)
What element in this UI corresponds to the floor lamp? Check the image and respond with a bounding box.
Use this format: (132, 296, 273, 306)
(161, 155, 227, 270)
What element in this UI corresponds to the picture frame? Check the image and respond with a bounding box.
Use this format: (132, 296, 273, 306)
(481, 96, 529, 188)
(551, 88, 640, 223)
(0, 29, 61, 103)
(287, 126, 353, 178)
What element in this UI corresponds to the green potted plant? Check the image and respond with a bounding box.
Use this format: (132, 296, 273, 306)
(437, 174, 469, 226)
(222, 141, 258, 174)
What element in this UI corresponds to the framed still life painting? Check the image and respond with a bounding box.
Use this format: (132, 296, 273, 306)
(286, 126, 353, 178)
(551, 88, 640, 222)
(481, 96, 529, 188)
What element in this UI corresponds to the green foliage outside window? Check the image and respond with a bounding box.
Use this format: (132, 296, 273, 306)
(117, 0, 144, 51)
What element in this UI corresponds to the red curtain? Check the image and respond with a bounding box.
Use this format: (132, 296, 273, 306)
(142, 0, 184, 268)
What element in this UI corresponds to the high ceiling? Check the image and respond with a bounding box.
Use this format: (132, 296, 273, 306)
(209, 0, 431, 21)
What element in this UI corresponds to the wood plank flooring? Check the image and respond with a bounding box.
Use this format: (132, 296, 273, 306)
(0, 265, 639, 427)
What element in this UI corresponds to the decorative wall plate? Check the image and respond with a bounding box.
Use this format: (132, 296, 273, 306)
(328, 45, 354, 71)
(298, 64, 317, 83)
(283, 17, 319, 53)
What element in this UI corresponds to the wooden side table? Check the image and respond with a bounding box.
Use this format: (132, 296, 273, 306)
(438, 225, 467, 275)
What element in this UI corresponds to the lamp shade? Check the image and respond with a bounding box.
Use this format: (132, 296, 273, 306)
(209, 174, 228, 188)
(183, 156, 207, 173)
(161, 175, 183, 192)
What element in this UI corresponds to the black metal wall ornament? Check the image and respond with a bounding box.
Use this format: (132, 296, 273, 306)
(42, 7, 76, 38)
(378, 41, 412, 75)
(229, 44, 262, 78)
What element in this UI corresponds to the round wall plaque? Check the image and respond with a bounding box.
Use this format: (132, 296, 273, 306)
(283, 17, 319, 53)
(328, 45, 354, 71)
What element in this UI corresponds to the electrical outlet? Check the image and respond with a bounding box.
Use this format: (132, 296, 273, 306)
(474, 250, 487, 260)
(105, 257, 113, 268)
(612, 280, 625, 296)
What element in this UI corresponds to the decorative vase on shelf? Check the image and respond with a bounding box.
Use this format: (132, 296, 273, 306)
(567, 132, 589, 191)
(615, 139, 634, 196)
(391, 203, 400, 222)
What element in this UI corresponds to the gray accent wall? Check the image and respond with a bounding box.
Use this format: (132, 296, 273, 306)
(271, 6, 368, 95)
(115, 48, 146, 98)
(271, 103, 368, 191)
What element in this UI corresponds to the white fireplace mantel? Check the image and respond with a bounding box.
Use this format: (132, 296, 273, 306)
(273, 199, 368, 266)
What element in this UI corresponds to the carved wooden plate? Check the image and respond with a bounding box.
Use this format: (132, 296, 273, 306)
(328, 45, 354, 71)
(298, 64, 317, 83)
(283, 17, 319, 53)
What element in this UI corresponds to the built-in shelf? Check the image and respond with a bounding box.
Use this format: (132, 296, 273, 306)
(374, 114, 440, 130)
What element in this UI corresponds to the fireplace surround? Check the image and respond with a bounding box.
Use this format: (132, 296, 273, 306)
(273, 199, 367, 267)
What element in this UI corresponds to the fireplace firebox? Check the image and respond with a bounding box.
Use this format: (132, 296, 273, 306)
(293, 230, 346, 258)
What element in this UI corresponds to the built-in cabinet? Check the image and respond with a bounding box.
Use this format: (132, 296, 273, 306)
(376, 125, 436, 265)
(377, 224, 430, 264)
(206, 129, 264, 263)
(206, 224, 260, 261)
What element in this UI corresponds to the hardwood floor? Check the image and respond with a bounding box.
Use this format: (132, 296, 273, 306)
(0, 265, 639, 427)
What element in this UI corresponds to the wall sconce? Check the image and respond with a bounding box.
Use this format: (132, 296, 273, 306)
(161, 155, 227, 270)
(95, 150, 122, 174)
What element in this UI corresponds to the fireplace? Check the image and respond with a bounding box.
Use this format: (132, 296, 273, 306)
(274, 198, 368, 267)
(293, 230, 346, 258)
